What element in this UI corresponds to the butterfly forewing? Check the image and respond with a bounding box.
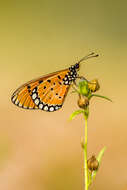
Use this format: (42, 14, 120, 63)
(11, 68, 71, 111)
(11, 81, 39, 109)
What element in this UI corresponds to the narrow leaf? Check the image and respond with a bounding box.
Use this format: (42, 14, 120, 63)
(69, 110, 84, 120)
(97, 146, 106, 163)
(90, 94, 112, 102)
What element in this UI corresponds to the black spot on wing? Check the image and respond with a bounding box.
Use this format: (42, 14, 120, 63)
(58, 75, 61, 79)
(39, 80, 43, 84)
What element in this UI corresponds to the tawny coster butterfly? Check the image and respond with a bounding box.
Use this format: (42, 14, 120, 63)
(11, 53, 98, 112)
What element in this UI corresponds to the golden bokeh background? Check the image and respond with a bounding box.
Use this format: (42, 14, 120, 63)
(0, 0, 127, 190)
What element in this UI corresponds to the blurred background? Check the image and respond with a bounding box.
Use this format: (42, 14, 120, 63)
(0, 0, 127, 190)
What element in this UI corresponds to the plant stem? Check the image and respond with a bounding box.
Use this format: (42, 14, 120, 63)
(84, 114, 88, 190)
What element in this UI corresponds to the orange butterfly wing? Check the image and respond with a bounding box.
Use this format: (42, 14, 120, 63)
(11, 68, 71, 111)
(32, 70, 70, 111)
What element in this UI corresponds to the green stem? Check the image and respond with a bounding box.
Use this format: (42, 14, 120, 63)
(84, 114, 88, 190)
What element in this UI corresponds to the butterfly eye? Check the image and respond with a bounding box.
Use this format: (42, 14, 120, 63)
(75, 63, 80, 69)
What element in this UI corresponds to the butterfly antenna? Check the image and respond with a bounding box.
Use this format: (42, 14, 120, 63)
(77, 52, 99, 65)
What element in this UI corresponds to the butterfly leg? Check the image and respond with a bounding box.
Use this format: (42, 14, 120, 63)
(71, 83, 79, 94)
(76, 76, 90, 83)
(76, 76, 96, 85)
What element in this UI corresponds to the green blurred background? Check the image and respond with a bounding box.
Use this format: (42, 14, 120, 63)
(0, 0, 127, 190)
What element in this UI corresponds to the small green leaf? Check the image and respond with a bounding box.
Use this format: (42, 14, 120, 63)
(96, 146, 106, 164)
(69, 110, 85, 120)
(90, 94, 112, 102)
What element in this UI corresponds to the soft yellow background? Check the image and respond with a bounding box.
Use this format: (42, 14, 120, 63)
(0, 0, 127, 190)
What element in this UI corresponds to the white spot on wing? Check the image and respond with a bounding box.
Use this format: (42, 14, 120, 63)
(15, 99, 19, 105)
(55, 106, 59, 110)
(32, 93, 37, 100)
(39, 104, 43, 109)
(49, 107, 54, 112)
(12, 96, 17, 102)
(65, 81, 69, 84)
(19, 103, 22, 107)
(43, 105, 48, 111)
(34, 98, 39, 105)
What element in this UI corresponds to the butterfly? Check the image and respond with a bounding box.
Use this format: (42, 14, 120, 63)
(11, 52, 98, 112)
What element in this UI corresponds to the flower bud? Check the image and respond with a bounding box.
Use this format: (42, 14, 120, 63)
(88, 79, 100, 92)
(77, 94, 89, 109)
(87, 155, 99, 171)
(79, 80, 90, 96)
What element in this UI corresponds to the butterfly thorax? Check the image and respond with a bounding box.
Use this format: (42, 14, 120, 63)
(63, 63, 79, 85)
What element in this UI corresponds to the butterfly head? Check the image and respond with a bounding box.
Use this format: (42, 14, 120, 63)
(67, 53, 99, 84)
(74, 63, 80, 70)
(70, 63, 80, 71)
